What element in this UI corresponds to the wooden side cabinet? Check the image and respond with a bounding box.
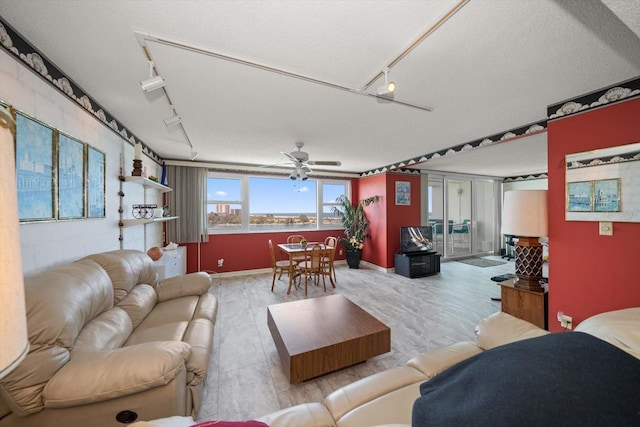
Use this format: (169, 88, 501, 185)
(498, 279, 548, 330)
(394, 252, 440, 278)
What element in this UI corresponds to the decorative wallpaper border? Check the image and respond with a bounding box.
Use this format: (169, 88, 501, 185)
(361, 120, 547, 177)
(0, 17, 162, 163)
(547, 77, 640, 120)
(566, 150, 640, 170)
(503, 173, 548, 183)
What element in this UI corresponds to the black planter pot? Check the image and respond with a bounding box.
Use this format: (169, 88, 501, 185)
(346, 251, 361, 269)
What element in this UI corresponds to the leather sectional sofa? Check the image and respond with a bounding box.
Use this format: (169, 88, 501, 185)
(133, 307, 640, 427)
(0, 250, 218, 427)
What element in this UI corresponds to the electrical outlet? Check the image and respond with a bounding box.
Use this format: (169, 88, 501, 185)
(217, 258, 224, 268)
(560, 314, 573, 330)
(339, 249, 343, 255)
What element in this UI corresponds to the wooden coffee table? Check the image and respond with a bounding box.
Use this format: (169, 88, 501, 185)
(267, 294, 391, 383)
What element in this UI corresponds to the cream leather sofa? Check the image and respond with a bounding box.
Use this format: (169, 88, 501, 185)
(135, 307, 640, 427)
(0, 250, 218, 427)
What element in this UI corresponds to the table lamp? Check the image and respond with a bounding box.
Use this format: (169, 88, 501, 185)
(0, 105, 29, 380)
(501, 190, 548, 292)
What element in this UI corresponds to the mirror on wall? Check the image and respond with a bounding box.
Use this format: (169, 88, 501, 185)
(565, 142, 640, 222)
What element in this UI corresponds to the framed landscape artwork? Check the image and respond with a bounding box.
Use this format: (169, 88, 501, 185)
(58, 133, 85, 219)
(567, 181, 592, 212)
(396, 181, 411, 206)
(87, 146, 106, 218)
(16, 113, 55, 221)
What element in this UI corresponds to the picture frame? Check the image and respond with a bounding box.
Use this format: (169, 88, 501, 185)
(396, 181, 411, 206)
(87, 146, 106, 218)
(567, 181, 592, 212)
(58, 133, 86, 219)
(16, 112, 55, 221)
(593, 178, 620, 212)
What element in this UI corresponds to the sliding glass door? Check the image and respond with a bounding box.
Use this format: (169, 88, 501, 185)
(427, 174, 498, 259)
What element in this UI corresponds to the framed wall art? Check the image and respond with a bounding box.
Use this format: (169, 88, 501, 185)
(566, 181, 592, 212)
(87, 146, 106, 218)
(593, 178, 620, 212)
(58, 133, 86, 219)
(16, 112, 55, 221)
(396, 181, 411, 206)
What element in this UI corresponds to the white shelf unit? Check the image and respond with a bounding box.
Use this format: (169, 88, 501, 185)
(118, 174, 178, 246)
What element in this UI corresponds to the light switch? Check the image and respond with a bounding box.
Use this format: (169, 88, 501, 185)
(599, 221, 613, 236)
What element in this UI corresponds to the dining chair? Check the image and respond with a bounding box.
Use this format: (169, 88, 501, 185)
(322, 236, 338, 287)
(269, 239, 297, 292)
(298, 244, 326, 294)
(286, 234, 308, 263)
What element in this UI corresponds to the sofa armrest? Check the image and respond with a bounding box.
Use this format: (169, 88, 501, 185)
(323, 366, 426, 422)
(406, 341, 482, 379)
(43, 341, 191, 408)
(474, 311, 549, 350)
(257, 402, 336, 427)
(156, 272, 212, 302)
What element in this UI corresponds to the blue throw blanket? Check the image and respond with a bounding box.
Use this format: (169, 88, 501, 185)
(412, 332, 640, 426)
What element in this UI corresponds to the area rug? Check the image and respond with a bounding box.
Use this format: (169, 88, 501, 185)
(456, 257, 506, 268)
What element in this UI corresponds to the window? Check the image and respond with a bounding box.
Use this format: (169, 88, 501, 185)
(207, 173, 349, 233)
(207, 177, 243, 231)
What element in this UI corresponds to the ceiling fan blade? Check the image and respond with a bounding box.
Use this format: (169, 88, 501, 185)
(281, 152, 299, 163)
(307, 160, 342, 166)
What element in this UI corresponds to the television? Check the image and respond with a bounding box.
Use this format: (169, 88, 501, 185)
(400, 226, 436, 254)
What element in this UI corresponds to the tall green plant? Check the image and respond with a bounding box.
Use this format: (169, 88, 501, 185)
(331, 194, 380, 251)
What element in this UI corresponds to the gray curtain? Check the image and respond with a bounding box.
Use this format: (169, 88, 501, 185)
(165, 165, 209, 243)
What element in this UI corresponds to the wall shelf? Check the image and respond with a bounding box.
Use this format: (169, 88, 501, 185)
(124, 176, 173, 192)
(120, 216, 179, 228)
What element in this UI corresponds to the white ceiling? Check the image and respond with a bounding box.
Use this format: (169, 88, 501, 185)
(1, 0, 639, 178)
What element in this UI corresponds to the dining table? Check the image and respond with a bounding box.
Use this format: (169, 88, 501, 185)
(277, 242, 325, 294)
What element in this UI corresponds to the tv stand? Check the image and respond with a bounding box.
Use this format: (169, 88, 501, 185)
(394, 251, 440, 278)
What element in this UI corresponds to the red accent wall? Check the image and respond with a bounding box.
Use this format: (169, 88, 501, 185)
(358, 173, 422, 268)
(547, 98, 640, 331)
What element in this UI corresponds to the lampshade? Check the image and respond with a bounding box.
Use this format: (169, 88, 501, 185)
(0, 105, 29, 380)
(501, 190, 548, 237)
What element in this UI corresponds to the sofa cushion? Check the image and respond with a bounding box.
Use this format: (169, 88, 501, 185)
(575, 307, 640, 359)
(138, 296, 200, 329)
(406, 341, 482, 379)
(83, 250, 157, 304)
(118, 283, 158, 328)
(25, 258, 113, 348)
(73, 306, 133, 353)
(126, 322, 190, 346)
(474, 311, 548, 350)
(43, 341, 191, 408)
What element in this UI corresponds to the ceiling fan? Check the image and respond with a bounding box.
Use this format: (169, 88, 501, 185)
(281, 142, 341, 180)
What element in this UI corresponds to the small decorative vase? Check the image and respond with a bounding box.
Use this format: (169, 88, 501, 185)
(346, 250, 361, 269)
(300, 240, 308, 249)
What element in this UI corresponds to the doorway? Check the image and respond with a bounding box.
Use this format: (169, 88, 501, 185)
(427, 175, 498, 259)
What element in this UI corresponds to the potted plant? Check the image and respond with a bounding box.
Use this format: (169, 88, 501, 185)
(331, 194, 380, 269)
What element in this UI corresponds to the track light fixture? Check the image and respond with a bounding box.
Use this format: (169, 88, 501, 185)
(140, 61, 166, 92)
(376, 68, 396, 96)
(163, 106, 182, 127)
(190, 150, 199, 161)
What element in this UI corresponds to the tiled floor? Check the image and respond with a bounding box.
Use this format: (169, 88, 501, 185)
(197, 256, 516, 421)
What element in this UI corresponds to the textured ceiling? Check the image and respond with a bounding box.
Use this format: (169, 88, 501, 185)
(0, 0, 639, 178)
